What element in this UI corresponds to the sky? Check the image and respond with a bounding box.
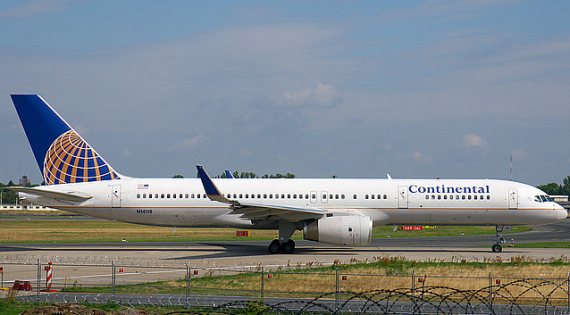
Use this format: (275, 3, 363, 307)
(0, 0, 569, 186)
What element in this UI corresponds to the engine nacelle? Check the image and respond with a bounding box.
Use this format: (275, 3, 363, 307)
(303, 215, 372, 246)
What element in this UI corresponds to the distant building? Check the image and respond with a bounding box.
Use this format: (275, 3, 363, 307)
(18, 175, 31, 186)
(550, 195, 569, 203)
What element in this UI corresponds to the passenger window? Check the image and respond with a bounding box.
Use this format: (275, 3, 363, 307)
(197, 194, 200, 198)
(468, 195, 472, 200)
(353, 194, 357, 199)
(462, 195, 466, 200)
(281, 194, 285, 198)
(480, 195, 484, 200)
(341, 194, 345, 199)
(305, 194, 309, 199)
(425, 195, 429, 200)
(437, 195, 441, 200)
(287, 194, 291, 199)
(312, 194, 316, 199)
(257, 194, 261, 198)
(149, 194, 152, 199)
(185, 194, 189, 198)
(137, 194, 140, 199)
(335, 194, 339, 199)
(329, 194, 333, 199)
(298, 194, 302, 199)
(180, 194, 183, 198)
(275, 194, 279, 199)
(161, 194, 165, 198)
(474, 195, 477, 200)
(383, 194, 387, 199)
(450, 195, 453, 200)
(431, 195, 435, 199)
(443, 195, 447, 200)
(172, 194, 176, 199)
(270, 194, 273, 198)
(487, 195, 491, 200)
(203, 194, 206, 198)
(322, 194, 327, 199)
(143, 194, 147, 198)
(293, 194, 297, 199)
(264, 194, 267, 198)
(365, 194, 369, 199)
(371, 195, 375, 199)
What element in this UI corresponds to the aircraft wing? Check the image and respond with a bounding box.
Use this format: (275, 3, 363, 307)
(9, 186, 92, 202)
(196, 165, 325, 222)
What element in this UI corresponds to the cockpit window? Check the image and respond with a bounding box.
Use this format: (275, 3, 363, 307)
(535, 195, 554, 203)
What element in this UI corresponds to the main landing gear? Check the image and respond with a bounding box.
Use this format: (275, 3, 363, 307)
(268, 221, 298, 254)
(269, 239, 296, 254)
(492, 225, 506, 253)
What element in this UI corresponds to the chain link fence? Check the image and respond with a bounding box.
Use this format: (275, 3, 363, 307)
(2, 259, 570, 314)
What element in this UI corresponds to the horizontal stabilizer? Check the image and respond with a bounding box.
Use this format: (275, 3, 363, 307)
(9, 186, 92, 202)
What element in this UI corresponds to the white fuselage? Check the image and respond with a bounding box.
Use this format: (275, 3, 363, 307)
(21, 178, 568, 228)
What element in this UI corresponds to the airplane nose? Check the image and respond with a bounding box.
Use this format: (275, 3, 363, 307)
(555, 204, 568, 220)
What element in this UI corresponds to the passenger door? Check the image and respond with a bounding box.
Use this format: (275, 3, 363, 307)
(508, 188, 518, 209)
(111, 185, 121, 208)
(398, 186, 408, 209)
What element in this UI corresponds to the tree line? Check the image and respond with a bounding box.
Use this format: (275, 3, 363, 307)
(537, 176, 570, 196)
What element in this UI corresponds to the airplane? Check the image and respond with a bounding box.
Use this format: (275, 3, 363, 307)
(9, 94, 568, 254)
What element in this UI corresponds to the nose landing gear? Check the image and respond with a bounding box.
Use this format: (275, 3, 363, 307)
(492, 225, 506, 252)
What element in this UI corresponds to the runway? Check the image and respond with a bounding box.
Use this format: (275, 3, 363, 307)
(1, 220, 570, 267)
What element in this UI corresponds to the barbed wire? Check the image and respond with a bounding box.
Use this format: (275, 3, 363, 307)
(16, 278, 570, 314)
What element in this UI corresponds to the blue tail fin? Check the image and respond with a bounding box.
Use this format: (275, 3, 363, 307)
(11, 95, 120, 185)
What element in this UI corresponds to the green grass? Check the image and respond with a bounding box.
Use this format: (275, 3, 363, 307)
(514, 241, 570, 248)
(0, 216, 531, 244)
(0, 300, 205, 315)
(0, 299, 30, 315)
(62, 256, 570, 297)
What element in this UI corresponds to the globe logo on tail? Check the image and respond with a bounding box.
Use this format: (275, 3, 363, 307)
(43, 130, 119, 185)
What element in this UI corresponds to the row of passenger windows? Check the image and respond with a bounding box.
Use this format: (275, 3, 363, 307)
(135, 193, 389, 200)
(425, 194, 491, 200)
(137, 193, 206, 199)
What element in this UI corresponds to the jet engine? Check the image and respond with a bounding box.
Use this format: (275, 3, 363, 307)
(303, 215, 372, 246)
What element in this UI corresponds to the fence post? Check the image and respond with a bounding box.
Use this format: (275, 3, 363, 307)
(411, 269, 415, 295)
(111, 261, 116, 303)
(185, 263, 190, 309)
(335, 267, 339, 311)
(488, 273, 493, 308)
(36, 259, 41, 302)
(260, 266, 265, 303)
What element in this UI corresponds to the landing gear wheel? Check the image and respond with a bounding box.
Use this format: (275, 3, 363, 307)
(282, 240, 295, 254)
(268, 240, 281, 254)
(491, 244, 503, 253)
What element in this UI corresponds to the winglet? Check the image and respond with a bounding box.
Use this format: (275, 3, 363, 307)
(224, 170, 234, 179)
(196, 165, 233, 204)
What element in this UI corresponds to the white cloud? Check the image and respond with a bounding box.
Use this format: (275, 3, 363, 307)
(180, 134, 208, 149)
(410, 151, 433, 164)
(280, 83, 343, 108)
(510, 149, 527, 159)
(459, 133, 488, 150)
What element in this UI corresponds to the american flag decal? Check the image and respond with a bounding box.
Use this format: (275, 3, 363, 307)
(137, 184, 149, 189)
